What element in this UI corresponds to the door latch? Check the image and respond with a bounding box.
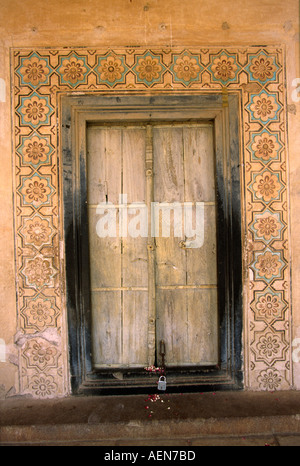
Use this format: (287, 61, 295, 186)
(158, 339, 167, 391)
(159, 339, 166, 373)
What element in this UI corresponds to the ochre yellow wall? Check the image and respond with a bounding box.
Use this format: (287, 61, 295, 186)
(0, 0, 299, 397)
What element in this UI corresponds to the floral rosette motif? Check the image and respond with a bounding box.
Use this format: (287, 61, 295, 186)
(24, 339, 58, 370)
(134, 54, 163, 84)
(23, 297, 57, 330)
(20, 95, 51, 126)
(21, 135, 51, 165)
(23, 257, 53, 288)
(248, 54, 278, 82)
(21, 215, 52, 247)
(252, 171, 281, 202)
(98, 55, 126, 84)
(253, 211, 281, 241)
(256, 332, 282, 359)
(59, 56, 89, 85)
(19, 55, 50, 87)
(256, 251, 282, 280)
(21, 175, 52, 206)
(255, 293, 282, 319)
(258, 368, 282, 390)
(210, 54, 238, 82)
(249, 92, 280, 122)
(30, 374, 57, 398)
(251, 132, 280, 162)
(173, 55, 201, 83)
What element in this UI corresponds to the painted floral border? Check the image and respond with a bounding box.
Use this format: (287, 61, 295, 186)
(11, 46, 291, 397)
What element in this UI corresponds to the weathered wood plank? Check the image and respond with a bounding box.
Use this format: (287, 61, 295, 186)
(156, 288, 218, 366)
(153, 127, 187, 363)
(156, 289, 188, 366)
(91, 291, 122, 367)
(186, 205, 218, 285)
(87, 126, 122, 205)
(121, 128, 149, 366)
(122, 127, 148, 288)
(88, 217, 121, 288)
(153, 126, 184, 203)
(122, 290, 149, 366)
(187, 289, 219, 365)
(87, 127, 123, 367)
(183, 126, 216, 202)
(154, 127, 186, 288)
(87, 127, 122, 291)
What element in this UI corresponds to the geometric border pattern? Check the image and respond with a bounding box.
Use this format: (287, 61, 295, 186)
(11, 46, 291, 397)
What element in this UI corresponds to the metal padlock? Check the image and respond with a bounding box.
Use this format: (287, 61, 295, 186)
(157, 375, 167, 391)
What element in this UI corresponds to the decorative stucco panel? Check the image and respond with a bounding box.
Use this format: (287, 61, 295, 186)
(11, 46, 291, 397)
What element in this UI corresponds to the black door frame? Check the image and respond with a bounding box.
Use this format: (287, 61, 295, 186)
(60, 93, 243, 395)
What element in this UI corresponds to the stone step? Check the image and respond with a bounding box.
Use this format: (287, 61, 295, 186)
(1, 390, 300, 446)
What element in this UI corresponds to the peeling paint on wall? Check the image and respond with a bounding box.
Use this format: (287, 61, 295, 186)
(0, 338, 5, 362)
(0, 78, 5, 102)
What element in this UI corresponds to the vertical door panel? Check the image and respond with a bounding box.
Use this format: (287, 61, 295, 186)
(154, 127, 186, 287)
(183, 126, 216, 202)
(187, 289, 218, 364)
(90, 291, 122, 366)
(122, 291, 149, 366)
(186, 206, 218, 285)
(87, 128, 122, 367)
(183, 127, 218, 286)
(153, 124, 218, 367)
(87, 127, 122, 205)
(121, 128, 149, 367)
(156, 288, 188, 365)
(87, 127, 122, 290)
(122, 128, 148, 288)
(87, 126, 149, 368)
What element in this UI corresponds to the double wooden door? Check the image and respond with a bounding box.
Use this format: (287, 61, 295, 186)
(87, 121, 218, 371)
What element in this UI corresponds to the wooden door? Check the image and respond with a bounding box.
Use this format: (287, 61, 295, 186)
(87, 122, 218, 370)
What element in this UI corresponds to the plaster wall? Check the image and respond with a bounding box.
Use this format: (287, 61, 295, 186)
(0, 0, 299, 397)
